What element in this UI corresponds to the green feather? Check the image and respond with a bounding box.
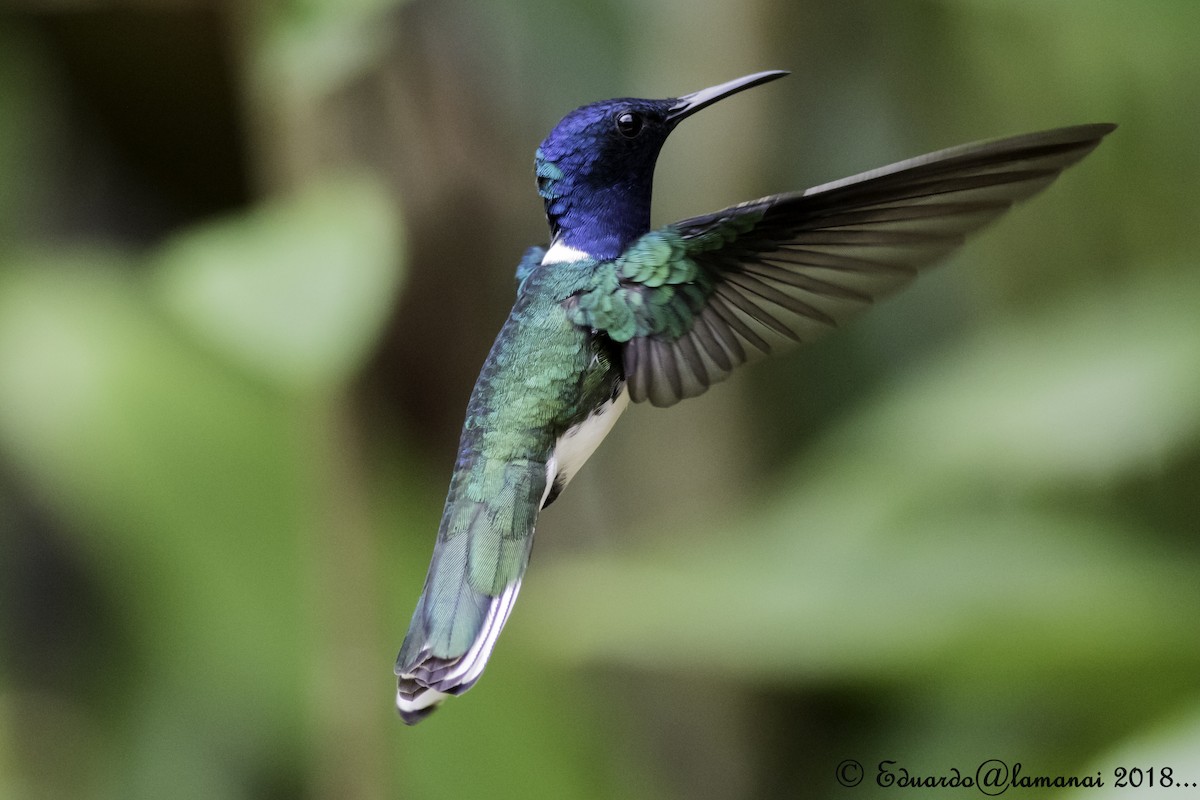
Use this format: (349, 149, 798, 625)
(400, 256, 623, 666)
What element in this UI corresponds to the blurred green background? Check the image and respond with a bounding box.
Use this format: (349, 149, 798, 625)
(1, 0, 1197, 798)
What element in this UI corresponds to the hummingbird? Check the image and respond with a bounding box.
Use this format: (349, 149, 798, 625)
(394, 70, 1114, 723)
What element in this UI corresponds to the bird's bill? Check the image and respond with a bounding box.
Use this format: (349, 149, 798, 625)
(667, 70, 789, 123)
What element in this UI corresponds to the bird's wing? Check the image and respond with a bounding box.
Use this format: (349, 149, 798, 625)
(568, 123, 1115, 407)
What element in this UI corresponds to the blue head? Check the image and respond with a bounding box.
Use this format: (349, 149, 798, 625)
(535, 71, 788, 260)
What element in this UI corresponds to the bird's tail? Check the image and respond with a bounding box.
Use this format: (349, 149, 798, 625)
(395, 456, 546, 724)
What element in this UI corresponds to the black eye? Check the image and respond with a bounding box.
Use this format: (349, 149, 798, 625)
(615, 111, 644, 138)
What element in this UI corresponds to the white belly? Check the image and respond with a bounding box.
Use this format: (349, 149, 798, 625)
(542, 386, 629, 506)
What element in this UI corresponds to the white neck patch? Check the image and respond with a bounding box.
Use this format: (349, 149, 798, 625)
(541, 241, 590, 264)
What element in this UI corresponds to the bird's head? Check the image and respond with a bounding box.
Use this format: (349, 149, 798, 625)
(535, 70, 787, 260)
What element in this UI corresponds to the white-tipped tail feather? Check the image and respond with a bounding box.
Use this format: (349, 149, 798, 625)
(395, 580, 523, 724)
(395, 387, 626, 725)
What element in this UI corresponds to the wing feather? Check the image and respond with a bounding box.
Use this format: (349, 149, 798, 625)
(569, 124, 1114, 406)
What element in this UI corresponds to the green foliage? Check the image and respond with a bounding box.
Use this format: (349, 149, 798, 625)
(153, 176, 401, 393)
(0, 173, 403, 798)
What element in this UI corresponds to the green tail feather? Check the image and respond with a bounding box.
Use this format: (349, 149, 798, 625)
(395, 456, 546, 724)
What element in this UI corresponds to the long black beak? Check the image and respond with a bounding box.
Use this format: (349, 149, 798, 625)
(667, 70, 789, 123)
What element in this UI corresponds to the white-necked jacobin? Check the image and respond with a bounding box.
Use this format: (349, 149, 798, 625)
(394, 70, 1114, 723)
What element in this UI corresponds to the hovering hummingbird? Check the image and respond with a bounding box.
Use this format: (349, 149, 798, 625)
(394, 70, 1114, 723)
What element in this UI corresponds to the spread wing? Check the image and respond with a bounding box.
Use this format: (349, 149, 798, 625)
(568, 123, 1115, 407)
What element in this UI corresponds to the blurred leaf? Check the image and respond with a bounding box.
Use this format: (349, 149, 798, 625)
(823, 267, 1200, 487)
(153, 174, 403, 394)
(0, 244, 391, 796)
(530, 507, 1200, 684)
(0, 250, 312, 704)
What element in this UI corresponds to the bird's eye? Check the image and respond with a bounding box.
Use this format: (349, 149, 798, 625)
(615, 111, 644, 138)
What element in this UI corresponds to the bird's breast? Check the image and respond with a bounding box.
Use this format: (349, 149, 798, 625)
(543, 382, 628, 507)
